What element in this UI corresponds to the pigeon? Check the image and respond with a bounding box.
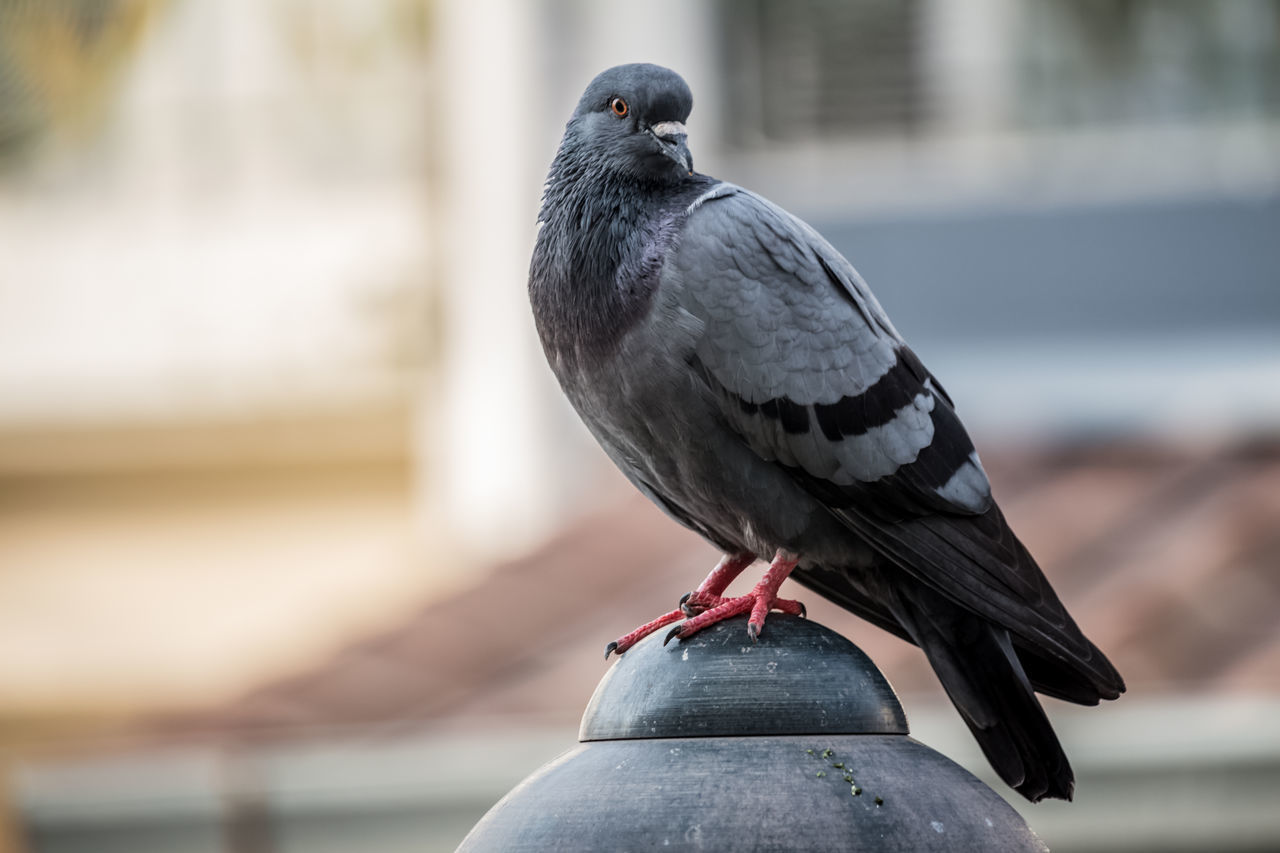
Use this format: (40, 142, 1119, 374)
(529, 63, 1124, 803)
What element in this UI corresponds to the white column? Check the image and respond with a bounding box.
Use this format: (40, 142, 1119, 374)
(421, 0, 559, 561)
(923, 0, 1018, 137)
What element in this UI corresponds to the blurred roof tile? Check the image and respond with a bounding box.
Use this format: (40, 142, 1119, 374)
(145, 436, 1280, 744)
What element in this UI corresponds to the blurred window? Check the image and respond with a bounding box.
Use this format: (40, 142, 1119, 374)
(721, 0, 1280, 144)
(720, 0, 930, 143)
(1016, 0, 1280, 128)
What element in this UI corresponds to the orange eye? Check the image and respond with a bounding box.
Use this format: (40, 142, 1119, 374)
(609, 97, 629, 118)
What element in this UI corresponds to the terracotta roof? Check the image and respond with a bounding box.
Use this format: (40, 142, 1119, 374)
(151, 436, 1280, 743)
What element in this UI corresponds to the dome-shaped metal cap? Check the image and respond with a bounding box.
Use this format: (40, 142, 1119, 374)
(579, 614, 908, 740)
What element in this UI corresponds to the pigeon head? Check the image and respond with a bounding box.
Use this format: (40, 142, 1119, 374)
(560, 63, 695, 183)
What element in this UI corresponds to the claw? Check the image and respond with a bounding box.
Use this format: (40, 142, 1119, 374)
(798, 602, 807, 619)
(603, 550, 800, 661)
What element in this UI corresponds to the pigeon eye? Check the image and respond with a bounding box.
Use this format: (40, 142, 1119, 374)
(609, 97, 629, 118)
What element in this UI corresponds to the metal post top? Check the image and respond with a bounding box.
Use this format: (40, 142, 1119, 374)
(461, 614, 1049, 853)
(579, 614, 909, 741)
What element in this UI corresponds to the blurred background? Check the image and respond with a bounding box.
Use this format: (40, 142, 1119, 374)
(1, 0, 1278, 850)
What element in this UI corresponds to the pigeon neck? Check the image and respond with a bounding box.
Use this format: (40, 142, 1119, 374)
(531, 162, 711, 367)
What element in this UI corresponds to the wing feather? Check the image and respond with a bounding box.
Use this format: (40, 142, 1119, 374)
(674, 185, 988, 516)
(669, 185, 1124, 694)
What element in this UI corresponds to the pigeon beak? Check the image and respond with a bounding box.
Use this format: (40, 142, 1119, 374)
(650, 121, 693, 174)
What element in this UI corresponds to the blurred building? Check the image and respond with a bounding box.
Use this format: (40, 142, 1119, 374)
(1, 0, 1278, 851)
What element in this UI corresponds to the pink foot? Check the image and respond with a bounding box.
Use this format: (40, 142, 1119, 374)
(604, 608, 686, 659)
(665, 550, 801, 644)
(680, 590, 805, 618)
(605, 551, 756, 658)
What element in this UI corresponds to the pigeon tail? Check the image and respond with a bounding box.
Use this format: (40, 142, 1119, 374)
(906, 593, 1075, 803)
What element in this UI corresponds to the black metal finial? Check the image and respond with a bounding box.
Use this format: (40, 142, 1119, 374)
(458, 615, 1047, 852)
(581, 614, 907, 741)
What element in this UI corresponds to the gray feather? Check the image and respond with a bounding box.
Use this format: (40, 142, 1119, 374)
(670, 185, 984, 508)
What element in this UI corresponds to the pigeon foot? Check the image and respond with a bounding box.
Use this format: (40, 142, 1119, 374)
(680, 590, 804, 618)
(605, 551, 757, 658)
(665, 550, 802, 645)
(604, 609, 686, 659)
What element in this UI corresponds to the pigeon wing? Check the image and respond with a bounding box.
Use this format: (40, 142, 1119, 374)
(673, 184, 991, 521)
(670, 185, 1119, 684)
